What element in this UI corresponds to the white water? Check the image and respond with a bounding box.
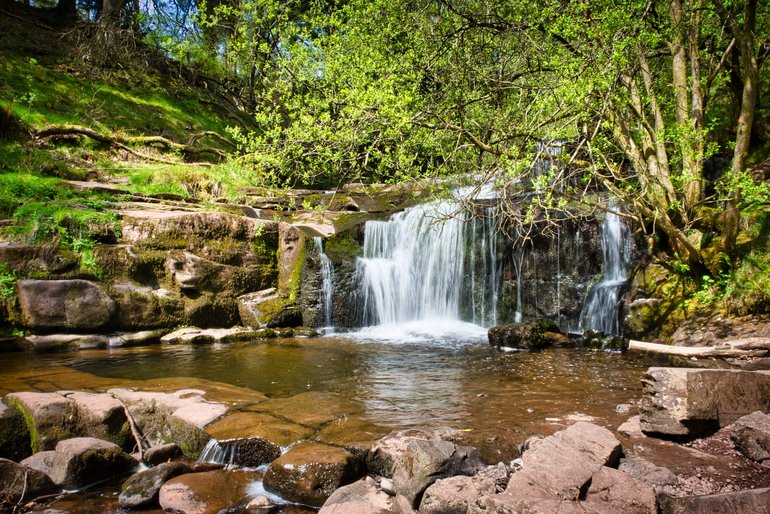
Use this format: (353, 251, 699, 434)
(579, 205, 629, 336)
(353, 200, 498, 341)
(313, 237, 334, 330)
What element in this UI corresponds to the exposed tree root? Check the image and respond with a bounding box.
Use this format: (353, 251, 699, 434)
(34, 124, 230, 165)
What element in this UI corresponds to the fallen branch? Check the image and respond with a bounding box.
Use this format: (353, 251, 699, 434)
(35, 124, 228, 164)
(628, 338, 770, 358)
(110, 393, 151, 461)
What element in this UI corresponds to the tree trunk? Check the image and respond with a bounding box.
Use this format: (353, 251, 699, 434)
(723, 0, 758, 258)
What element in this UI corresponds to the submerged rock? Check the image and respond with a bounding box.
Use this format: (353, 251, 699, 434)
(263, 441, 366, 507)
(639, 368, 770, 437)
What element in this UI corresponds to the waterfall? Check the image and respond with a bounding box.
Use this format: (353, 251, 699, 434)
(313, 237, 334, 330)
(199, 439, 237, 467)
(579, 204, 629, 336)
(354, 200, 498, 339)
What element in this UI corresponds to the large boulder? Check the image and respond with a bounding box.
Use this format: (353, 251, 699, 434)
(318, 478, 395, 514)
(366, 429, 442, 478)
(0, 458, 57, 506)
(420, 475, 496, 514)
(158, 469, 261, 514)
(111, 283, 184, 330)
(0, 399, 31, 461)
(237, 288, 296, 328)
(581, 466, 657, 514)
(730, 411, 770, 462)
(471, 422, 622, 513)
(391, 439, 483, 507)
(17, 279, 115, 331)
(68, 392, 132, 448)
(5, 392, 76, 452)
(487, 320, 559, 350)
(658, 487, 770, 514)
(639, 368, 770, 437)
(119, 461, 191, 509)
(264, 441, 366, 507)
(46, 437, 138, 488)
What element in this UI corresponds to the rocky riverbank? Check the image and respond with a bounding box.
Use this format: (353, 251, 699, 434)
(1, 366, 768, 513)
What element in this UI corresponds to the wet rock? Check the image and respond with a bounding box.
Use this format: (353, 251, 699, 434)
(205, 410, 313, 456)
(318, 478, 393, 514)
(504, 421, 622, 500)
(5, 392, 76, 451)
(0, 458, 57, 505)
(17, 279, 115, 331)
(0, 399, 31, 461)
(266, 305, 303, 328)
(582, 466, 657, 514)
(639, 368, 770, 437)
(730, 411, 770, 462)
(256, 391, 364, 428)
(67, 392, 131, 448)
(580, 330, 628, 351)
(158, 469, 263, 514)
(143, 442, 183, 465)
(119, 461, 191, 509)
(366, 429, 438, 478)
(264, 441, 366, 507)
(420, 475, 496, 514)
(392, 439, 483, 507)
(107, 329, 168, 347)
(199, 436, 282, 468)
(488, 320, 557, 350)
(658, 487, 770, 514)
(46, 437, 138, 487)
(617, 457, 678, 489)
(22, 333, 110, 351)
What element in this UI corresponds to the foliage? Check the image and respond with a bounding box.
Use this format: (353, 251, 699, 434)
(0, 263, 17, 301)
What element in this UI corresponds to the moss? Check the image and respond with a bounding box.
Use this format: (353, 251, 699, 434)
(324, 236, 361, 261)
(167, 416, 211, 457)
(4, 398, 37, 454)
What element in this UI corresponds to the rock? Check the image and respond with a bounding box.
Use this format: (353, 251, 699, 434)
(391, 439, 483, 507)
(143, 443, 184, 465)
(198, 436, 281, 468)
(5, 392, 76, 451)
(237, 288, 283, 328)
(0, 242, 78, 275)
(367, 429, 436, 478)
(266, 305, 303, 328)
(256, 391, 364, 428)
(160, 326, 262, 345)
(111, 283, 184, 330)
(488, 321, 556, 350)
(639, 368, 770, 437)
(20, 450, 56, 476)
(730, 411, 770, 462)
(119, 461, 191, 509)
(504, 421, 622, 500)
(420, 475, 496, 514)
(159, 469, 261, 514)
(67, 392, 132, 448)
(582, 466, 657, 514)
(0, 458, 57, 505)
(318, 478, 394, 514)
(17, 279, 116, 331)
(0, 399, 31, 461)
(264, 441, 366, 507)
(108, 329, 168, 347)
(617, 415, 644, 438)
(617, 458, 677, 489)
(47, 437, 138, 487)
(670, 314, 770, 347)
(22, 333, 110, 351)
(658, 487, 770, 514)
(205, 410, 313, 453)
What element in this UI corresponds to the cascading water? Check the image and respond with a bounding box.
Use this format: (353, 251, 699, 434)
(313, 237, 334, 330)
(354, 200, 499, 340)
(579, 204, 629, 336)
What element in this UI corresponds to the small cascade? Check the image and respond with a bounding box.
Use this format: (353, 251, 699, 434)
(198, 439, 237, 467)
(512, 247, 525, 323)
(313, 237, 334, 330)
(354, 200, 499, 338)
(579, 204, 630, 336)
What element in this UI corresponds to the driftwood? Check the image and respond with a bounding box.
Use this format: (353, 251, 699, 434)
(34, 124, 229, 165)
(628, 338, 770, 358)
